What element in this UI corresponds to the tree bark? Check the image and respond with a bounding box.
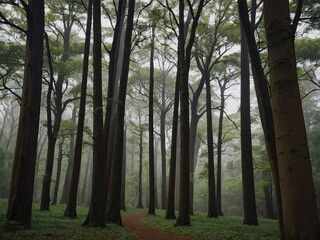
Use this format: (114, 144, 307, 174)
(7, 0, 44, 227)
(264, 0, 320, 238)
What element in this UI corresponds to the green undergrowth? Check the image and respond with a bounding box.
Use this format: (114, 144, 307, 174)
(0, 199, 135, 240)
(143, 209, 280, 240)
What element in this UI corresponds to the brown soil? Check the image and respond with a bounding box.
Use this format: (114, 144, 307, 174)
(122, 211, 192, 240)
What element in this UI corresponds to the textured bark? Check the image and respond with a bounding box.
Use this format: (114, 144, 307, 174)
(7, 0, 44, 227)
(240, 25, 258, 225)
(106, 0, 135, 225)
(64, 0, 92, 218)
(82, 0, 106, 227)
(264, 0, 320, 238)
(137, 116, 144, 209)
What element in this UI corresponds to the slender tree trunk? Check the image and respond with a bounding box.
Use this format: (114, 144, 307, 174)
(165, 64, 180, 220)
(264, 0, 320, 238)
(137, 120, 144, 209)
(237, 0, 283, 229)
(64, 0, 92, 218)
(104, 0, 126, 206)
(216, 91, 224, 216)
(7, 0, 44, 227)
(206, 74, 218, 218)
(148, 22, 155, 215)
(240, 25, 258, 225)
(81, 150, 92, 205)
(106, 0, 135, 225)
(120, 127, 127, 211)
(52, 141, 64, 205)
(82, 0, 106, 227)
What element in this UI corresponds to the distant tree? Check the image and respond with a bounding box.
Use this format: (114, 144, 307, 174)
(6, 0, 45, 227)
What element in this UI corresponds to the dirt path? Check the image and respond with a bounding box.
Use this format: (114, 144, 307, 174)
(122, 211, 192, 240)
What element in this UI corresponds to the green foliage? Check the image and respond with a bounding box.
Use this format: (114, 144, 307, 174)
(143, 209, 279, 240)
(295, 38, 320, 61)
(0, 199, 135, 240)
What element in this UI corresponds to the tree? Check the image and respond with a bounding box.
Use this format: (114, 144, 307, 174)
(106, 0, 135, 225)
(240, 25, 258, 225)
(64, 0, 92, 218)
(6, 0, 44, 227)
(82, 0, 106, 227)
(264, 0, 320, 238)
(148, 10, 156, 215)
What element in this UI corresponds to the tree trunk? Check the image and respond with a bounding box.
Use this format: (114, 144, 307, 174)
(237, 0, 282, 230)
(165, 64, 180, 220)
(81, 150, 92, 205)
(52, 141, 64, 205)
(120, 127, 127, 211)
(104, 0, 126, 205)
(64, 0, 92, 218)
(206, 73, 218, 218)
(216, 89, 224, 216)
(82, 0, 106, 227)
(7, 0, 44, 227)
(148, 22, 155, 215)
(264, 0, 320, 238)
(106, 0, 135, 225)
(137, 120, 144, 209)
(240, 25, 258, 225)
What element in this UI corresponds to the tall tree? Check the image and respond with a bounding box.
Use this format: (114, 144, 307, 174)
(175, 0, 205, 226)
(148, 11, 156, 215)
(40, 0, 81, 210)
(264, 0, 320, 238)
(240, 25, 258, 225)
(205, 68, 218, 218)
(64, 0, 92, 218)
(82, 0, 106, 227)
(237, 0, 283, 229)
(6, 0, 45, 227)
(106, 0, 135, 225)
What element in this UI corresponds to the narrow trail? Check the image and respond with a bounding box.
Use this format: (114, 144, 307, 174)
(122, 211, 192, 240)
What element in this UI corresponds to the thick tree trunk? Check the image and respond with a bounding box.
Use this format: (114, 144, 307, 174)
(7, 0, 44, 227)
(240, 25, 258, 225)
(264, 0, 320, 238)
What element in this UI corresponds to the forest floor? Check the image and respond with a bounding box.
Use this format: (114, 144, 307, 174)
(123, 211, 192, 240)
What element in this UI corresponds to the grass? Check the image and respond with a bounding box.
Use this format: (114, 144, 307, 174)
(0, 199, 135, 240)
(143, 209, 280, 240)
(0, 198, 280, 240)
